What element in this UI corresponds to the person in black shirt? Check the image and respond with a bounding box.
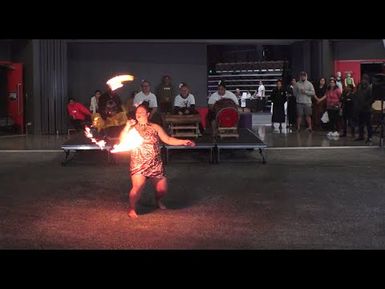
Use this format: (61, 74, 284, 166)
(353, 74, 374, 143)
(313, 78, 327, 130)
(271, 80, 287, 131)
(340, 84, 355, 137)
(286, 78, 297, 128)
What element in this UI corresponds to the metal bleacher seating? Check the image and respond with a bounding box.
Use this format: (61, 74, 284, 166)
(208, 61, 286, 112)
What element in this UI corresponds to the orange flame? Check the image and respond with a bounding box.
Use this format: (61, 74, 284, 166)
(106, 75, 134, 91)
(110, 127, 144, 153)
(84, 126, 107, 150)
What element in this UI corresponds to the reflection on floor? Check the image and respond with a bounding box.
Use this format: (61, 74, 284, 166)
(0, 112, 381, 150)
(253, 125, 378, 148)
(251, 112, 379, 147)
(0, 134, 67, 150)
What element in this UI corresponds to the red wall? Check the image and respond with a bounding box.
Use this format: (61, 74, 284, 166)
(197, 107, 208, 129)
(334, 59, 385, 85)
(0, 61, 24, 133)
(334, 60, 361, 84)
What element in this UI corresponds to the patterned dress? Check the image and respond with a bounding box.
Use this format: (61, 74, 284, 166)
(129, 124, 164, 178)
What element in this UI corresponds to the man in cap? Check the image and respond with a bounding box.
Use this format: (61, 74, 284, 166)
(294, 71, 315, 132)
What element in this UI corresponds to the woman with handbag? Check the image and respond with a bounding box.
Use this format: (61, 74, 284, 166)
(326, 79, 342, 137)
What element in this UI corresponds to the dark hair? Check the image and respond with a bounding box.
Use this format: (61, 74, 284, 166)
(68, 97, 75, 103)
(362, 74, 370, 83)
(95, 90, 102, 94)
(179, 82, 189, 89)
(136, 101, 151, 113)
(327, 79, 339, 90)
(141, 80, 151, 86)
(218, 80, 226, 89)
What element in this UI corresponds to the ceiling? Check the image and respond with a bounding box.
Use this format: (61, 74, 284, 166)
(65, 39, 303, 45)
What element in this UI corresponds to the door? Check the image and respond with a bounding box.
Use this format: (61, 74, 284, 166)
(2, 63, 24, 134)
(361, 62, 385, 83)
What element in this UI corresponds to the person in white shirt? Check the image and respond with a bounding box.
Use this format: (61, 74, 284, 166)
(89, 90, 101, 114)
(207, 80, 239, 129)
(133, 80, 158, 120)
(336, 71, 343, 92)
(257, 81, 265, 98)
(208, 81, 239, 109)
(240, 92, 247, 109)
(235, 88, 242, 100)
(173, 82, 197, 115)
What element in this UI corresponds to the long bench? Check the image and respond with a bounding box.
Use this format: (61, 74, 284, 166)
(162, 128, 267, 164)
(61, 128, 267, 165)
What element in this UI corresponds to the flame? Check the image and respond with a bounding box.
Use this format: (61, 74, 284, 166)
(83, 123, 143, 153)
(106, 75, 134, 91)
(84, 126, 107, 150)
(111, 127, 144, 153)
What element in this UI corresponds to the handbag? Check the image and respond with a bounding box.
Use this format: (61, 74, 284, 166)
(321, 111, 329, 123)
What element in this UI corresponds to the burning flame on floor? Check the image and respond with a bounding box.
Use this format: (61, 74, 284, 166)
(84, 126, 107, 150)
(111, 127, 144, 153)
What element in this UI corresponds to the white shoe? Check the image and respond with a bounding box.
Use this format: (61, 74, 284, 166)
(327, 131, 333, 137)
(332, 131, 339, 137)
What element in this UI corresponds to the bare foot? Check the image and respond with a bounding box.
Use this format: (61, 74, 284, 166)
(128, 209, 138, 218)
(157, 201, 167, 210)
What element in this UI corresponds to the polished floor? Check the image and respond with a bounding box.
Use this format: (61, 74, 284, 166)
(1, 148, 385, 249)
(1, 113, 384, 249)
(0, 112, 381, 150)
(253, 112, 379, 148)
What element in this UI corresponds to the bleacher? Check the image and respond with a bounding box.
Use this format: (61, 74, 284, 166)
(208, 61, 287, 111)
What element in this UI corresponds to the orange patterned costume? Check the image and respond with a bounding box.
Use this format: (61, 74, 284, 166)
(92, 90, 128, 132)
(129, 124, 164, 178)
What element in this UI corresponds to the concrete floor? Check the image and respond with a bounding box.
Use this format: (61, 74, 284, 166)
(0, 113, 384, 249)
(1, 147, 385, 249)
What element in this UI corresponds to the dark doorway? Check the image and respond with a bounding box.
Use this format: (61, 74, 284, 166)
(361, 62, 385, 83)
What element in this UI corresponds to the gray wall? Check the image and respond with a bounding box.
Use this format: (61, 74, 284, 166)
(309, 40, 334, 81)
(321, 40, 334, 79)
(291, 40, 334, 81)
(290, 41, 306, 79)
(37, 40, 68, 134)
(310, 40, 321, 80)
(67, 43, 208, 107)
(290, 40, 319, 80)
(334, 40, 385, 60)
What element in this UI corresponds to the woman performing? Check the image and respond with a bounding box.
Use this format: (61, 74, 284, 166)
(125, 102, 195, 218)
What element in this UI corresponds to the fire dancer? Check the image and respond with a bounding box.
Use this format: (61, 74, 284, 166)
(125, 103, 195, 218)
(92, 87, 128, 135)
(91, 75, 134, 136)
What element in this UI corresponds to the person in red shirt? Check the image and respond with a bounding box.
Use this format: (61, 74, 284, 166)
(325, 79, 342, 137)
(67, 97, 92, 130)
